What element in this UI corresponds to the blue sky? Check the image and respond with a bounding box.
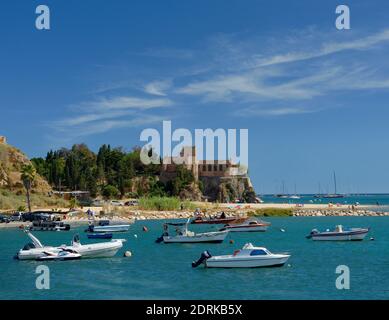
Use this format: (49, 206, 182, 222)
(2, 0, 389, 193)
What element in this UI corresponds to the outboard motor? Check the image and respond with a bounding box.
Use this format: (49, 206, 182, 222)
(192, 250, 212, 268)
(85, 225, 94, 233)
(155, 232, 168, 243)
(155, 235, 164, 243)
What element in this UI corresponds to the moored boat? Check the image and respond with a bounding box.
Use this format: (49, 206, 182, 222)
(16, 231, 126, 260)
(306, 225, 369, 241)
(191, 212, 244, 225)
(156, 219, 229, 243)
(192, 243, 290, 268)
(87, 233, 113, 239)
(85, 220, 130, 233)
(29, 220, 70, 231)
(220, 219, 270, 232)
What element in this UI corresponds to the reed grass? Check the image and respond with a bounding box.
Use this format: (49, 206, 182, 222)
(138, 196, 196, 211)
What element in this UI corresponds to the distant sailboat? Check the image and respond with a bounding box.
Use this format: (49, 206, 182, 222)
(315, 172, 344, 199)
(289, 183, 301, 199)
(276, 181, 289, 198)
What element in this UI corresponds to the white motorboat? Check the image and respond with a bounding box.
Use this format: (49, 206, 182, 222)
(220, 219, 270, 232)
(192, 243, 290, 268)
(85, 220, 130, 233)
(36, 249, 81, 261)
(156, 219, 229, 243)
(306, 225, 369, 241)
(16, 231, 125, 260)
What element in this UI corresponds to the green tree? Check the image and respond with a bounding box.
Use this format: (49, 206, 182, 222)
(166, 165, 194, 196)
(102, 185, 120, 199)
(21, 164, 36, 212)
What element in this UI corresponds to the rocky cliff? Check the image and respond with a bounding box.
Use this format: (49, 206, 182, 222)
(0, 142, 51, 194)
(200, 176, 256, 203)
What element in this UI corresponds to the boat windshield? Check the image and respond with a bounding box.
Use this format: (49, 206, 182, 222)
(250, 249, 268, 256)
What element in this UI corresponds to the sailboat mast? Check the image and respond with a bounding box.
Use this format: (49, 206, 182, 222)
(333, 171, 337, 195)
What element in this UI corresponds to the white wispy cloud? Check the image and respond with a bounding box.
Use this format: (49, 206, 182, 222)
(174, 28, 389, 114)
(144, 80, 172, 96)
(249, 29, 389, 68)
(64, 115, 168, 137)
(236, 106, 317, 117)
(52, 95, 172, 139)
(72, 96, 173, 111)
(53, 27, 389, 137)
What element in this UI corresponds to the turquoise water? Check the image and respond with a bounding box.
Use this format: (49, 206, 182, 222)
(261, 194, 389, 209)
(1, 217, 389, 300)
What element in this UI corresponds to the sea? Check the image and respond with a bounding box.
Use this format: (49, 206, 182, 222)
(1, 215, 389, 300)
(260, 193, 389, 209)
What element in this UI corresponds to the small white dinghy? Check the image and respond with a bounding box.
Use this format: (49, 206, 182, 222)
(192, 243, 290, 268)
(220, 218, 270, 232)
(306, 225, 369, 241)
(156, 219, 229, 244)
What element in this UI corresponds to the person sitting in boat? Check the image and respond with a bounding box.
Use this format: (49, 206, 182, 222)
(219, 211, 226, 219)
(175, 226, 184, 236)
(163, 223, 169, 236)
(193, 208, 204, 221)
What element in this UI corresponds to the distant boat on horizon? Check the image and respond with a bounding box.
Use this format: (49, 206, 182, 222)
(314, 171, 344, 199)
(288, 183, 301, 199)
(275, 180, 289, 198)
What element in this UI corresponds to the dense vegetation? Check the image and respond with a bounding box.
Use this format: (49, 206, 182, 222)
(31, 144, 195, 199)
(138, 196, 196, 211)
(249, 208, 293, 217)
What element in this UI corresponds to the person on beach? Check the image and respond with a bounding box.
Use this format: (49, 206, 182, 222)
(87, 209, 95, 221)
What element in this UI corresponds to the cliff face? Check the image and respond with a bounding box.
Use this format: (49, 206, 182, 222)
(200, 175, 256, 203)
(0, 142, 51, 194)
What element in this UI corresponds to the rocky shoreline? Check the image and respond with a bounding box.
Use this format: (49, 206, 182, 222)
(293, 209, 389, 217)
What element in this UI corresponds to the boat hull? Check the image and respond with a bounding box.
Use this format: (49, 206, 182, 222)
(163, 231, 228, 243)
(224, 225, 268, 232)
(36, 253, 81, 261)
(87, 233, 113, 239)
(29, 226, 70, 231)
(205, 255, 290, 268)
(91, 225, 130, 233)
(17, 247, 59, 260)
(69, 240, 124, 258)
(311, 229, 369, 241)
(17, 240, 124, 260)
(191, 218, 238, 225)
